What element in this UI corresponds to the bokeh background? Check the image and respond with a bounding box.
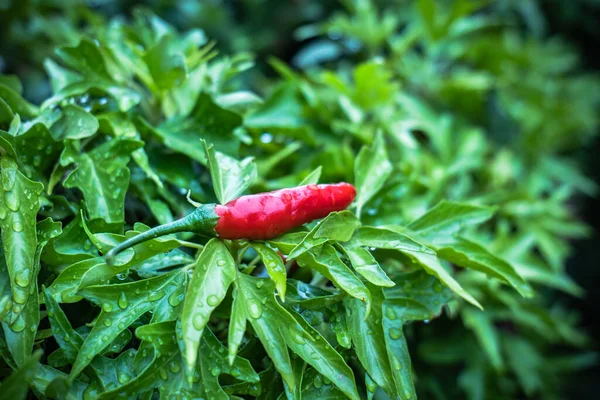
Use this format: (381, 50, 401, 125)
(1, 0, 599, 397)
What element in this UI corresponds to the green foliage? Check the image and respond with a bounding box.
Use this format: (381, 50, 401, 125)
(0, 1, 598, 399)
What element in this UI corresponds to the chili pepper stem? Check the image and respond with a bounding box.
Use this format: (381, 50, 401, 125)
(105, 204, 219, 265)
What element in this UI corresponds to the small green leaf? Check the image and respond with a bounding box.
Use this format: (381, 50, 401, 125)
(63, 138, 143, 223)
(354, 132, 392, 218)
(252, 242, 287, 301)
(0, 157, 44, 320)
(344, 286, 395, 396)
(141, 93, 242, 165)
(437, 238, 533, 298)
(340, 245, 394, 287)
(462, 308, 503, 372)
(298, 244, 372, 313)
(180, 239, 236, 370)
(408, 200, 496, 244)
(299, 166, 322, 186)
(143, 34, 187, 91)
(287, 211, 360, 260)
(203, 140, 257, 204)
(43, 287, 84, 364)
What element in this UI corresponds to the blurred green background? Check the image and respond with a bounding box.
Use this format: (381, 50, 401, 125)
(1, 0, 599, 397)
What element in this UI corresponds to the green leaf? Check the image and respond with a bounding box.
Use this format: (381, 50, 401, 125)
(340, 245, 394, 287)
(287, 211, 360, 260)
(245, 84, 310, 138)
(52, 38, 141, 111)
(408, 200, 496, 244)
(63, 138, 143, 223)
(381, 310, 416, 400)
(344, 286, 396, 396)
(141, 93, 242, 164)
(143, 34, 187, 91)
(0, 83, 38, 119)
(299, 166, 322, 186)
(42, 287, 84, 364)
(234, 273, 360, 400)
(354, 132, 392, 217)
(203, 140, 257, 204)
(180, 239, 236, 370)
(297, 244, 372, 313)
(1, 280, 40, 367)
(69, 269, 186, 378)
(46, 105, 99, 140)
(0, 350, 42, 400)
(41, 212, 98, 267)
(384, 270, 453, 322)
(437, 238, 533, 298)
(251, 242, 287, 301)
(351, 227, 482, 309)
(0, 123, 62, 180)
(0, 157, 43, 320)
(462, 308, 503, 371)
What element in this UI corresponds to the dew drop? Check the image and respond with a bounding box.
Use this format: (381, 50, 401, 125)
(216, 259, 226, 267)
(389, 328, 402, 340)
(117, 371, 130, 384)
(104, 318, 112, 327)
(148, 290, 165, 301)
(391, 356, 403, 371)
(210, 367, 220, 377)
(159, 368, 168, 380)
(102, 303, 113, 313)
(290, 329, 306, 344)
(118, 292, 128, 309)
(10, 317, 26, 332)
(1, 170, 15, 191)
(248, 301, 263, 319)
(256, 280, 264, 289)
(385, 307, 397, 320)
(15, 268, 31, 288)
(169, 362, 181, 373)
(5, 191, 20, 212)
(433, 281, 444, 293)
(0, 207, 6, 219)
(337, 332, 351, 348)
(12, 221, 23, 232)
(313, 375, 323, 388)
(168, 291, 184, 307)
(193, 314, 205, 330)
(366, 379, 377, 393)
(206, 295, 219, 307)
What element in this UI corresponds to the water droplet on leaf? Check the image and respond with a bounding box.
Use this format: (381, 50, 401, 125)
(248, 301, 263, 319)
(207, 294, 219, 307)
(118, 292, 128, 309)
(5, 191, 20, 212)
(15, 268, 31, 287)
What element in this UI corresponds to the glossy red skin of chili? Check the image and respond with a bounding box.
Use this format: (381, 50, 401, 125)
(213, 183, 356, 240)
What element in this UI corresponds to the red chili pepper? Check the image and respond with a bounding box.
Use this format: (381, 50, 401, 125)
(105, 183, 356, 264)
